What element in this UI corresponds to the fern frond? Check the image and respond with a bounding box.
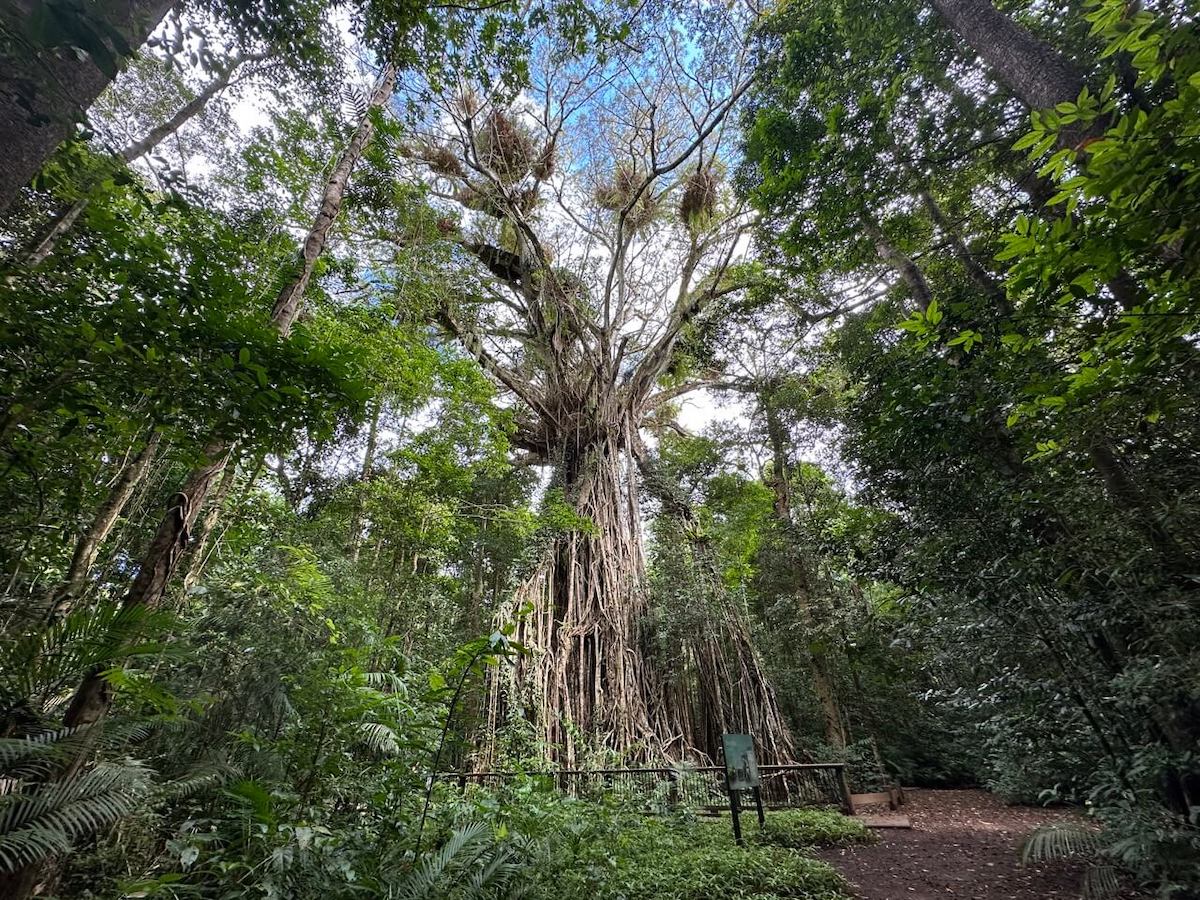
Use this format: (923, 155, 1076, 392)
(392, 821, 492, 900)
(1021, 822, 1102, 864)
(0, 759, 152, 872)
(157, 761, 234, 801)
(1083, 864, 1121, 900)
(0, 604, 175, 717)
(357, 722, 401, 756)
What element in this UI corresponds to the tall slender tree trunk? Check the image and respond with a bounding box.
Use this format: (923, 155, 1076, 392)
(0, 62, 398, 900)
(349, 399, 381, 562)
(0, 0, 175, 214)
(764, 399, 847, 751)
(919, 189, 1013, 316)
(49, 431, 161, 618)
(24, 51, 264, 267)
(271, 64, 397, 336)
(61, 60, 397, 726)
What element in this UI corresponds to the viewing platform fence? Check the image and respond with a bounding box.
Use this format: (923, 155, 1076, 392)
(436, 763, 853, 814)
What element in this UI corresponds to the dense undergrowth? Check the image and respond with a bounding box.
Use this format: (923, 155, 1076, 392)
(511, 800, 866, 900)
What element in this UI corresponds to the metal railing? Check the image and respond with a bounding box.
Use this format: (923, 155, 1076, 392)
(437, 764, 853, 813)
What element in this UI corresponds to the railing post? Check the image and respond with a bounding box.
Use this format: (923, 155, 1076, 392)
(834, 764, 854, 814)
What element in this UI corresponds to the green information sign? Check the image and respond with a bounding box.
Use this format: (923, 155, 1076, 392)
(722, 733, 760, 790)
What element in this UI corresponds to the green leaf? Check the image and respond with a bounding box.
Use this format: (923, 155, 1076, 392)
(925, 299, 942, 326)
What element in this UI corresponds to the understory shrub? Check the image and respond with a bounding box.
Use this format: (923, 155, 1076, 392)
(514, 798, 852, 900)
(755, 808, 873, 849)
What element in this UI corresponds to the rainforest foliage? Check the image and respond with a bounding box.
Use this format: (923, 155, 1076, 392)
(0, 0, 1198, 897)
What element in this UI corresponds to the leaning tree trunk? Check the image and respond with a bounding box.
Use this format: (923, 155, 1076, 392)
(59, 60, 397, 732)
(24, 51, 263, 267)
(0, 0, 175, 214)
(48, 430, 162, 619)
(863, 215, 932, 312)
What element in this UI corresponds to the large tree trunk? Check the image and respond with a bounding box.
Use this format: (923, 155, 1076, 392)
(0, 0, 175, 214)
(24, 51, 262, 266)
(500, 427, 658, 767)
(928, 0, 1087, 113)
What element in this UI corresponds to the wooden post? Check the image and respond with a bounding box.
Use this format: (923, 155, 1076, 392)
(730, 788, 743, 846)
(753, 785, 765, 827)
(835, 765, 854, 815)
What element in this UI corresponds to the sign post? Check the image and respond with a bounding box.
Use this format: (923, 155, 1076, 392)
(721, 733, 762, 846)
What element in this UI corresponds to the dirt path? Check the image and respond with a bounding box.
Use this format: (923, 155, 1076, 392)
(818, 789, 1134, 900)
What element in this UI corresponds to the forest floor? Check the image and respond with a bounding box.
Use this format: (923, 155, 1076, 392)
(817, 788, 1141, 899)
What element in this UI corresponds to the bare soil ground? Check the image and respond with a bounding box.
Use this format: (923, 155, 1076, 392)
(817, 788, 1138, 900)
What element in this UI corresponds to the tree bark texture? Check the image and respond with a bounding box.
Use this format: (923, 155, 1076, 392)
(633, 438, 797, 765)
(929, 0, 1086, 113)
(0, 0, 175, 213)
(486, 425, 658, 767)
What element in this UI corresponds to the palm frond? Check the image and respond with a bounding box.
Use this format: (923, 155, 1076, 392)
(1020, 822, 1103, 863)
(0, 604, 175, 719)
(357, 722, 401, 756)
(1083, 864, 1122, 900)
(0, 759, 153, 872)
